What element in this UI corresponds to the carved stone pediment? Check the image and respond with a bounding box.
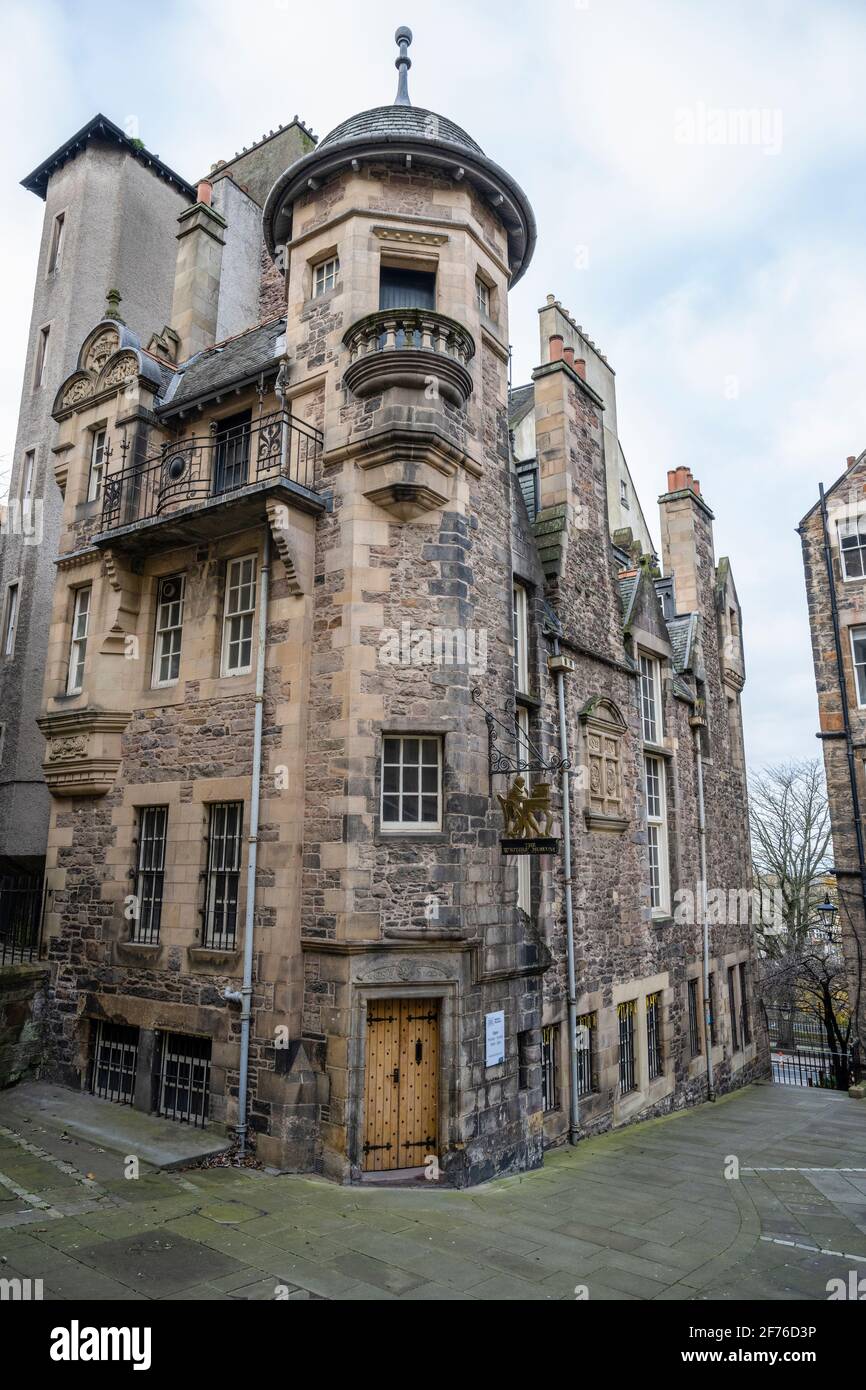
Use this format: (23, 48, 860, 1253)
(355, 956, 456, 984)
(37, 708, 132, 797)
(85, 329, 120, 374)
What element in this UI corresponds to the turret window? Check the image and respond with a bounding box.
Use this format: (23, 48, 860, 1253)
(313, 256, 340, 297)
(66, 586, 91, 694)
(475, 277, 490, 315)
(381, 735, 442, 831)
(3, 583, 20, 658)
(48, 212, 65, 275)
(87, 429, 107, 502)
(379, 265, 436, 311)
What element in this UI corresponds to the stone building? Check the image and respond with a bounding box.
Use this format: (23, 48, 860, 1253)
(799, 464, 866, 1063)
(2, 30, 763, 1182)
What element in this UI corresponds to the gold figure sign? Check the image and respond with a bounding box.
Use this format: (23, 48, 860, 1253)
(497, 775, 554, 838)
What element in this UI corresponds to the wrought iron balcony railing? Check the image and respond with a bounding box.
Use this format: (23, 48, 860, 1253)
(343, 308, 475, 406)
(98, 408, 323, 537)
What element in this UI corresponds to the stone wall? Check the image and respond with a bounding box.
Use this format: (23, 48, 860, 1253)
(0, 965, 49, 1088)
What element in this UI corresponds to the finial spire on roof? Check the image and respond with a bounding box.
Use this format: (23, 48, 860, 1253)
(394, 25, 413, 106)
(105, 288, 123, 321)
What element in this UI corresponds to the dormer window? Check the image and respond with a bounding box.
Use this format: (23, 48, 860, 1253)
(839, 516, 866, 579)
(313, 256, 340, 297)
(638, 653, 662, 744)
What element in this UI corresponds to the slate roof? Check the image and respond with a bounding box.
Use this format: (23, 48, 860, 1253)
(666, 612, 698, 673)
(618, 572, 639, 626)
(21, 113, 194, 201)
(157, 318, 287, 417)
(320, 105, 483, 156)
(508, 383, 535, 430)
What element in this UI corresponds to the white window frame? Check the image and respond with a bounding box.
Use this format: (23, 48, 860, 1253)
(475, 277, 490, 315)
(34, 325, 50, 389)
(48, 211, 65, 275)
(3, 583, 20, 657)
(152, 575, 186, 688)
(313, 256, 339, 297)
(66, 585, 91, 695)
(851, 627, 866, 708)
(221, 556, 257, 677)
(512, 583, 529, 694)
(639, 652, 661, 744)
(87, 428, 107, 502)
(380, 735, 443, 832)
(839, 517, 866, 581)
(20, 450, 36, 505)
(645, 752, 669, 914)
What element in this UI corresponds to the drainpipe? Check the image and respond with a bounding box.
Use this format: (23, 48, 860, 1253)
(693, 723, 715, 1100)
(551, 642, 580, 1142)
(236, 525, 271, 1155)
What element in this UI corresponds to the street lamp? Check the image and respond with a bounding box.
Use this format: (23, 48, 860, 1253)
(816, 892, 838, 942)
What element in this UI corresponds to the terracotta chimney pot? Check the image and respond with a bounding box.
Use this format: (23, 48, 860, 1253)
(197, 179, 213, 206)
(574, 358, 586, 380)
(549, 334, 564, 362)
(562, 345, 575, 367)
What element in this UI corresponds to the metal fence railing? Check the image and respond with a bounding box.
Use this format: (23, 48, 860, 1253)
(765, 1006, 854, 1091)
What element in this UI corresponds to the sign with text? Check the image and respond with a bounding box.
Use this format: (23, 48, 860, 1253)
(485, 1010, 505, 1067)
(500, 837, 560, 856)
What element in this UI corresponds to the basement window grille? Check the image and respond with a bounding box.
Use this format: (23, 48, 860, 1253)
(688, 977, 702, 1056)
(158, 1032, 211, 1127)
(541, 1024, 559, 1111)
(91, 1021, 139, 1105)
(647, 991, 663, 1078)
(617, 1000, 637, 1094)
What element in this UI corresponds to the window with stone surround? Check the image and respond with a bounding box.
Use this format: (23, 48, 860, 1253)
(645, 753, 669, 913)
(204, 802, 243, 950)
(380, 735, 442, 831)
(133, 806, 167, 945)
(727, 965, 740, 1050)
(152, 575, 186, 688)
(33, 325, 50, 389)
(512, 582, 529, 694)
(3, 582, 19, 658)
(475, 276, 490, 316)
(839, 515, 866, 579)
(739, 962, 752, 1045)
(313, 255, 340, 297)
(850, 626, 866, 706)
(638, 652, 662, 744)
(47, 211, 65, 275)
(580, 697, 627, 831)
(20, 449, 35, 506)
(87, 428, 107, 503)
(66, 585, 90, 694)
(221, 555, 257, 677)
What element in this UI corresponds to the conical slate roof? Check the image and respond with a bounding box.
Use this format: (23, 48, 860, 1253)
(319, 105, 483, 157)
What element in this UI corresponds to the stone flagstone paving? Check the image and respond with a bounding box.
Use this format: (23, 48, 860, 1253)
(1, 1082, 865, 1300)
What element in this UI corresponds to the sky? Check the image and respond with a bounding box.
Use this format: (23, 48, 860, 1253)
(1, 0, 865, 772)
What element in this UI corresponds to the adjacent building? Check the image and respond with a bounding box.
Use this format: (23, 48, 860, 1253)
(800, 465, 866, 1067)
(0, 30, 764, 1182)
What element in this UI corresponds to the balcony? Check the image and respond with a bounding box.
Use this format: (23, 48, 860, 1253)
(343, 309, 475, 407)
(93, 408, 325, 555)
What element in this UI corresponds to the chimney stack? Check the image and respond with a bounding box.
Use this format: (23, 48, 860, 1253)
(658, 466, 715, 616)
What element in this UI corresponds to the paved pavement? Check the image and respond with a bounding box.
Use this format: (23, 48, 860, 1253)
(1, 1081, 864, 1301)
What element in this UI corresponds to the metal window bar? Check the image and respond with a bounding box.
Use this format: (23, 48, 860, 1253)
(91, 1022, 139, 1105)
(708, 972, 717, 1045)
(688, 977, 702, 1056)
(739, 962, 752, 1045)
(727, 967, 739, 1049)
(618, 1002, 637, 1094)
(159, 1032, 211, 1126)
(0, 876, 44, 966)
(541, 1024, 559, 1112)
(575, 1012, 595, 1097)
(204, 802, 242, 949)
(133, 807, 167, 944)
(647, 992, 663, 1078)
(213, 416, 251, 495)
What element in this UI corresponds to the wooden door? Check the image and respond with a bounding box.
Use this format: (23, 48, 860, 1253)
(363, 998, 439, 1171)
